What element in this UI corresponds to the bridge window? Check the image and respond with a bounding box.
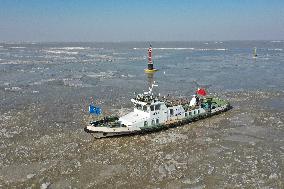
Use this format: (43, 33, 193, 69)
(150, 105, 154, 111)
(144, 121, 148, 126)
(170, 109, 174, 115)
(151, 120, 155, 125)
(155, 104, 161, 110)
(136, 104, 142, 110)
(143, 105, 148, 111)
(156, 119, 159, 124)
(185, 113, 188, 117)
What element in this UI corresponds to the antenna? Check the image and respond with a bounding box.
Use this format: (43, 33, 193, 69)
(146, 81, 158, 95)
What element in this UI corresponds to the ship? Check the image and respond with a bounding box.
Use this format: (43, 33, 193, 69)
(253, 47, 258, 58)
(84, 45, 231, 138)
(84, 84, 231, 138)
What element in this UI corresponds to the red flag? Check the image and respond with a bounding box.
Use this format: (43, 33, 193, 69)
(196, 88, 207, 96)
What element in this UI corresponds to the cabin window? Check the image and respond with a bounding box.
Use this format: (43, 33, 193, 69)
(193, 111, 195, 115)
(150, 105, 154, 111)
(136, 104, 142, 110)
(170, 109, 174, 115)
(143, 105, 148, 111)
(198, 110, 200, 114)
(144, 121, 148, 126)
(151, 120, 155, 125)
(155, 104, 161, 110)
(189, 112, 192, 115)
(185, 113, 188, 117)
(156, 119, 159, 124)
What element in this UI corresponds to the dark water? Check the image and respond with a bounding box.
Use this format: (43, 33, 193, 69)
(0, 41, 283, 188)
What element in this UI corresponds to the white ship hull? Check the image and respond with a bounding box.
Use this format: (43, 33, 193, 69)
(85, 102, 230, 138)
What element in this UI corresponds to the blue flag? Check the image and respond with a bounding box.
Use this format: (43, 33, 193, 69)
(89, 104, 102, 115)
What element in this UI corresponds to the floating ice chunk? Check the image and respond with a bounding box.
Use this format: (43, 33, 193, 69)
(269, 173, 278, 179)
(10, 46, 26, 49)
(133, 47, 195, 50)
(198, 48, 227, 51)
(270, 40, 283, 43)
(40, 182, 51, 189)
(26, 174, 35, 179)
(205, 137, 213, 142)
(208, 165, 214, 174)
(51, 47, 87, 50)
(137, 47, 227, 51)
(86, 71, 116, 79)
(268, 48, 283, 51)
(158, 165, 167, 178)
(4, 87, 22, 92)
(44, 50, 78, 55)
(165, 164, 176, 173)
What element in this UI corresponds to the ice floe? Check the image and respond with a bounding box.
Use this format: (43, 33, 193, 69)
(133, 47, 227, 51)
(44, 50, 79, 55)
